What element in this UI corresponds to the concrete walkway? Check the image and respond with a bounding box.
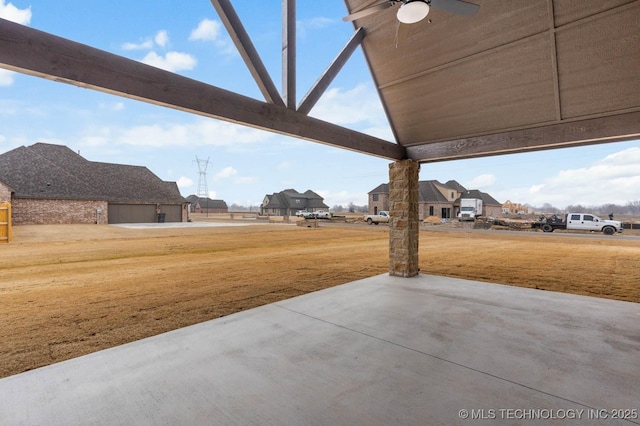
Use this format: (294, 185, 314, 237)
(1, 274, 638, 425)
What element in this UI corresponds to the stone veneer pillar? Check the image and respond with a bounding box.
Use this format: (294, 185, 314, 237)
(388, 160, 420, 277)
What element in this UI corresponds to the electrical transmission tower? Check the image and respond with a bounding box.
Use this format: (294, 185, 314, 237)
(194, 156, 210, 198)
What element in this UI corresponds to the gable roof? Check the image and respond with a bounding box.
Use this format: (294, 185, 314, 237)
(457, 189, 502, 206)
(0, 143, 186, 204)
(0, 178, 14, 193)
(369, 180, 501, 205)
(262, 189, 328, 210)
(368, 183, 389, 194)
(185, 195, 228, 210)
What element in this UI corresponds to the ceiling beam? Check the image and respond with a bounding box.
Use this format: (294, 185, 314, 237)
(282, 0, 296, 109)
(209, 0, 285, 107)
(0, 18, 405, 160)
(406, 111, 640, 162)
(298, 27, 365, 116)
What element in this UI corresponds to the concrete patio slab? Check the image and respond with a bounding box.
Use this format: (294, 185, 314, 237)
(1, 274, 638, 425)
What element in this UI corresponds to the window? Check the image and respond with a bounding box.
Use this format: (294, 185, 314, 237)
(295, 199, 301, 204)
(429, 206, 434, 216)
(570, 214, 581, 220)
(451, 192, 455, 199)
(372, 194, 379, 201)
(584, 215, 594, 221)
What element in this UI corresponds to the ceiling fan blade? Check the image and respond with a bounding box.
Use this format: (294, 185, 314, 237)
(430, 0, 479, 16)
(342, 1, 396, 22)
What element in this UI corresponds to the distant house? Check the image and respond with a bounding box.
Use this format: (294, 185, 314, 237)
(502, 200, 531, 215)
(186, 195, 228, 214)
(260, 189, 328, 216)
(0, 143, 188, 224)
(368, 183, 389, 216)
(456, 189, 503, 219)
(368, 180, 502, 220)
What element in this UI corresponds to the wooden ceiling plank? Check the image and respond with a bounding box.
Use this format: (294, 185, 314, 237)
(297, 27, 365, 115)
(209, 0, 285, 107)
(406, 111, 640, 162)
(0, 18, 404, 160)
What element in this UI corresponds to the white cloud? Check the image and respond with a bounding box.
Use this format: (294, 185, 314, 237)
(189, 19, 221, 41)
(122, 40, 154, 51)
(297, 17, 335, 37)
(0, 69, 15, 86)
(214, 166, 238, 180)
(176, 176, 193, 188)
(154, 30, 169, 48)
(0, 0, 29, 88)
(311, 83, 390, 135)
(188, 18, 236, 56)
(140, 51, 197, 72)
(0, 0, 31, 24)
(98, 102, 124, 111)
(112, 119, 271, 148)
(208, 190, 218, 199)
(521, 146, 640, 208)
(468, 174, 496, 189)
(122, 30, 169, 51)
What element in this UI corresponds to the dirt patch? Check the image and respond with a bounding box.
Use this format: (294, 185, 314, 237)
(1, 222, 638, 378)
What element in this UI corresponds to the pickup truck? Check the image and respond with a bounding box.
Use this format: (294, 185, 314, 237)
(297, 210, 331, 219)
(313, 210, 331, 219)
(532, 213, 622, 235)
(364, 211, 390, 225)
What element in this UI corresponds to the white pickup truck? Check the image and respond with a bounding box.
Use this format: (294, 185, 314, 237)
(532, 213, 622, 235)
(297, 210, 331, 219)
(364, 211, 390, 225)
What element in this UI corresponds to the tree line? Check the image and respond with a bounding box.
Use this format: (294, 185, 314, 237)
(529, 201, 640, 216)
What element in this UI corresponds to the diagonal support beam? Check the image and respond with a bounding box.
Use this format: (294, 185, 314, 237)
(210, 0, 285, 107)
(298, 27, 365, 116)
(0, 18, 405, 160)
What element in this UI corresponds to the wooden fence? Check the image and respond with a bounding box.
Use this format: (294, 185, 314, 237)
(0, 202, 11, 243)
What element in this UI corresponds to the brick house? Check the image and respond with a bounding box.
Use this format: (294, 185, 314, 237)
(0, 143, 188, 224)
(368, 180, 502, 220)
(368, 183, 389, 215)
(260, 189, 328, 216)
(0, 179, 13, 202)
(186, 195, 228, 214)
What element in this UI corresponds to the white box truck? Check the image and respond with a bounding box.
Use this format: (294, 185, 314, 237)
(458, 198, 483, 221)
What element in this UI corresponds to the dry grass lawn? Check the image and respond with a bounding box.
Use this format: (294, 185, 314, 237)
(1, 221, 639, 378)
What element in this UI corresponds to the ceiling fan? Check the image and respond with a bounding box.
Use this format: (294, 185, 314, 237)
(343, 0, 479, 24)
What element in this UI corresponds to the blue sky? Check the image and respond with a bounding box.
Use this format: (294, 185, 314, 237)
(1, 0, 638, 209)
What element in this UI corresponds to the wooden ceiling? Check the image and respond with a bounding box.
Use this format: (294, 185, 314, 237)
(345, 0, 640, 161)
(0, 0, 638, 163)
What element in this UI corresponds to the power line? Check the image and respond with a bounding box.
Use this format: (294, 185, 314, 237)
(194, 156, 210, 198)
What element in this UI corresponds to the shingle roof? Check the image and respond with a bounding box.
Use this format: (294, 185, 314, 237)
(262, 189, 328, 210)
(368, 183, 389, 194)
(457, 189, 502, 206)
(368, 180, 500, 205)
(185, 195, 228, 209)
(418, 180, 449, 203)
(0, 143, 186, 204)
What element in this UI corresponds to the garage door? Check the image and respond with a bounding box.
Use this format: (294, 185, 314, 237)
(160, 205, 182, 222)
(108, 204, 156, 224)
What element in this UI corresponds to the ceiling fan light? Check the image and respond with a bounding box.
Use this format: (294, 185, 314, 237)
(397, 1, 430, 24)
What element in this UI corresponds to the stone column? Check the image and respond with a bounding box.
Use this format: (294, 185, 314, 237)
(388, 160, 420, 277)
